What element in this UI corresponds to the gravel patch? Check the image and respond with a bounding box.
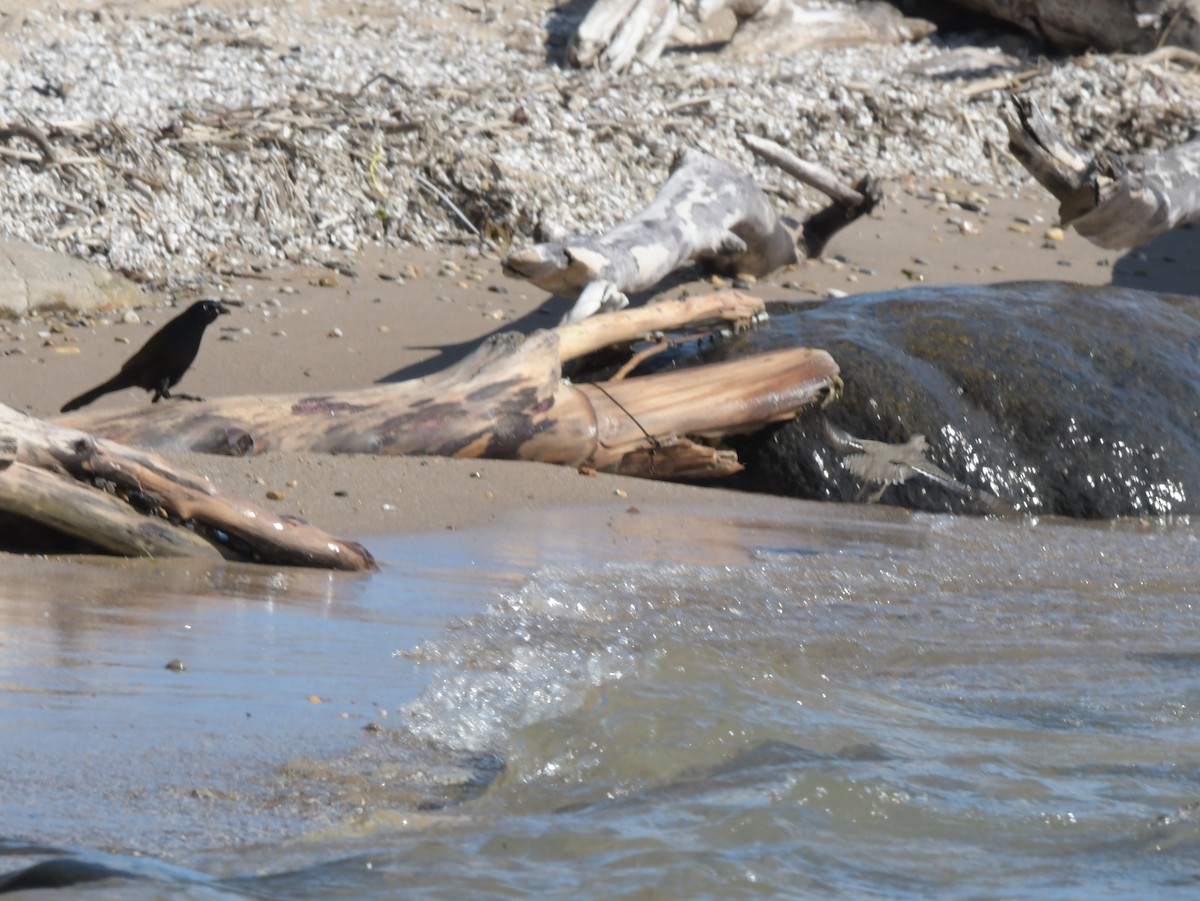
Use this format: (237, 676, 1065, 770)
(0, 0, 1195, 290)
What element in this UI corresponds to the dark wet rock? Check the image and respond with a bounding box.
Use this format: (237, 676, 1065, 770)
(695, 281, 1200, 517)
(0, 858, 139, 892)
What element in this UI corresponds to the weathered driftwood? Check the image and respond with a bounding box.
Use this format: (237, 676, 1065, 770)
(504, 147, 875, 323)
(1003, 94, 1200, 249)
(567, 0, 934, 71)
(936, 0, 1200, 54)
(740, 134, 882, 257)
(505, 149, 796, 323)
(0, 405, 376, 569)
(57, 292, 840, 481)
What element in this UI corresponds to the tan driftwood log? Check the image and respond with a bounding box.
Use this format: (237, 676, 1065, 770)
(567, 0, 933, 71)
(938, 0, 1200, 54)
(0, 405, 376, 569)
(1003, 94, 1200, 249)
(56, 292, 840, 480)
(505, 149, 797, 323)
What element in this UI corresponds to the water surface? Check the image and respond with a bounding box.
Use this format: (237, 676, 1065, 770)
(3, 500, 1200, 898)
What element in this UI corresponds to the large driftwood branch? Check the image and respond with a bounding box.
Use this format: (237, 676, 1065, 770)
(567, 0, 933, 71)
(505, 149, 797, 322)
(57, 292, 840, 481)
(1003, 94, 1200, 249)
(0, 405, 376, 569)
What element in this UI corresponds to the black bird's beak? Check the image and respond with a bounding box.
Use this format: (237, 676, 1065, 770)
(217, 302, 231, 315)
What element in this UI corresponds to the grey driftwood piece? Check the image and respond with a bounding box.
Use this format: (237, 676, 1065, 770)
(1003, 94, 1200, 249)
(567, 0, 934, 71)
(504, 148, 797, 322)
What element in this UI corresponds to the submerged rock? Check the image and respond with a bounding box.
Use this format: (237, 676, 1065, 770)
(708, 281, 1200, 517)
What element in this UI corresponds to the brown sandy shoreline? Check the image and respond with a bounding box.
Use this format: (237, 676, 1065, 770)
(2, 177, 1195, 542)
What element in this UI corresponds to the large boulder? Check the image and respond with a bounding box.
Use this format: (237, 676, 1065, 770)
(716, 281, 1200, 517)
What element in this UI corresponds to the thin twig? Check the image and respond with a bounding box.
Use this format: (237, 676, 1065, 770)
(0, 122, 57, 166)
(741, 133, 864, 205)
(413, 173, 480, 237)
(611, 339, 670, 380)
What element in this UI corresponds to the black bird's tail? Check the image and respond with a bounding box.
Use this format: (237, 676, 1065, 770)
(60, 374, 129, 413)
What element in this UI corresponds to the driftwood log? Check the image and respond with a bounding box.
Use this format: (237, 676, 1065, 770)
(57, 292, 840, 480)
(0, 405, 376, 570)
(504, 147, 878, 323)
(1003, 94, 1200, 249)
(505, 149, 795, 323)
(567, 0, 934, 71)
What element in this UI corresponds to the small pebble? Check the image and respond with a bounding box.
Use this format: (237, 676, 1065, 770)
(265, 489, 285, 500)
(123, 311, 140, 324)
(328, 327, 343, 338)
(165, 659, 185, 672)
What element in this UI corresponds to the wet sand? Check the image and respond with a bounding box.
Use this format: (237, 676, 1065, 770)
(5, 178, 1192, 543)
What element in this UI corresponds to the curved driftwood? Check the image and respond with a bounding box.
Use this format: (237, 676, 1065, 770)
(1003, 94, 1200, 249)
(505, 149, 796, 322)
(0, 405, 376, 569)
(57, 292, 840, 480)
(567, 0, 933, 71)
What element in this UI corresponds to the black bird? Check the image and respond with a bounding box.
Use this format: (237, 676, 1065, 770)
(60, 300, 230, 413)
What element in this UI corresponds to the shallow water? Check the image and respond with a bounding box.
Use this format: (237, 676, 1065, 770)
(4, 501, 1200, 898)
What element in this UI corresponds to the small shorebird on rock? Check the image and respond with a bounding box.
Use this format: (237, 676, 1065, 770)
(825, 422, 1014, 515)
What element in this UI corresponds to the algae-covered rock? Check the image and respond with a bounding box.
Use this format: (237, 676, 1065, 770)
(717, 281, 1200, 517)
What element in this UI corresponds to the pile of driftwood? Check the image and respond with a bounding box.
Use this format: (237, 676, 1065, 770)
(5, 290, 837, 568)
(14, 76, 1198, 568)
(3, 135, 868, 568)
